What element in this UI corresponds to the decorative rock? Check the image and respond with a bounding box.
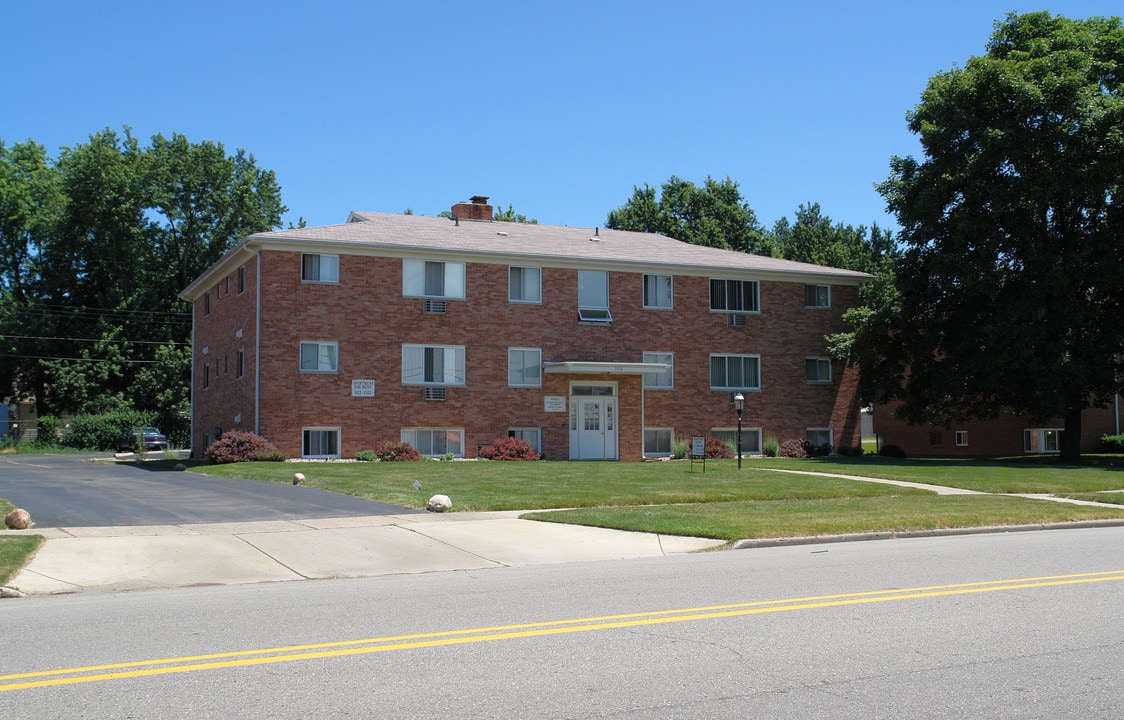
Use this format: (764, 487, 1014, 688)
(174, 463, 187, 471)
(427, 494, 452, 512)
(293, 472, 306, 485)
(5, 508, 32, 530)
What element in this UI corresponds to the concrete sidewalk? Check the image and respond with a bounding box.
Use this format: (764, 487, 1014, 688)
(4, 512, 725, 596)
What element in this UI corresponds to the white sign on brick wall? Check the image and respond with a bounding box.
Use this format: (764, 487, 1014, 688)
(351, 379, 376, 397)
(544, 396, 566, 412)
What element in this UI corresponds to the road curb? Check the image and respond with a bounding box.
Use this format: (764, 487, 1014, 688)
(731, 518, 1124, 550)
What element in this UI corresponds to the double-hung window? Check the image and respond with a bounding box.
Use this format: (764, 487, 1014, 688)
(302, 254, 339, 283)
(643, 351, 674, 389)
(710, 353, 760, 390)
(643, 274, 673, 309)
(300, 342, 338, 372)
(402, 344, 466, 386)
(508, 348, 542, 387)
(578, 270, 611, 323)
(805, 357, 832, 383)
(710, 278, 759, 313)
(805, 284, 830, 308)
(509, 266, 542, 303)
(403, 260, 466, 298)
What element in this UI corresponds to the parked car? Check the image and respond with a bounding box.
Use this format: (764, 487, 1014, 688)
(116, 426, 169, 453)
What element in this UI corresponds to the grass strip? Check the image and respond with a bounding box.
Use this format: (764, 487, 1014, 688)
(0, 535, 45, 586)
(1057, 491, 1124, 505)
(523, 495, 1124, 541)
(191, 459, 927, 511)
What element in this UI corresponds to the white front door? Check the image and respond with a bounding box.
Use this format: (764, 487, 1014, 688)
(570, 396, 617, 460)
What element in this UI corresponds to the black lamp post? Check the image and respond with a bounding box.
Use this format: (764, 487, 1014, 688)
(733, 392, 745, 470)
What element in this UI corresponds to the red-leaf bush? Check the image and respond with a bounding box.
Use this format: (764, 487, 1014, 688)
(704, 435, 735, 459)
(778, 439, 812, 459)
(478, 437, 540, 461)
(375, 441, 423, 462)
(205, 431, 282, 464)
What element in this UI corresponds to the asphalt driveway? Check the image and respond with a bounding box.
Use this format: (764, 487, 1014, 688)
(0, 454, 421, 528)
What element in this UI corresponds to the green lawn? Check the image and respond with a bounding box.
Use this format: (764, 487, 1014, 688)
(0, 535, 45, 586)
(186, 456, 1124, 543)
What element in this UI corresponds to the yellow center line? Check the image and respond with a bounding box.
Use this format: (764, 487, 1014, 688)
(3, 569, 1121, 692)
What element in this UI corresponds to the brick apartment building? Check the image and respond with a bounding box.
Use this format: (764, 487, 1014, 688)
(180, 196, 871, 460)
(872, 401, 1123, 457)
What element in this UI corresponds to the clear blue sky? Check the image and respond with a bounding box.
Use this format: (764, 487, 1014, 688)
(3, 1, 1119, 233)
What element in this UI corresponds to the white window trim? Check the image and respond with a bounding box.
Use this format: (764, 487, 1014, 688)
(507, 427, 542, 453)
(709, 278, 760, 314)
(642, 427, 675, 457)
(403, 259, 466, 299)
(401, 428, 465, 458)
(642, 274, 673, 310)
(711, 427, 763, 455)
(302, 427, 341, 459)
(807, 428, 834, 449)
(300, 341, 339, 373)
(955, 430, 969, 447)
(805, 357, 832, 384)
(508, 347, 542, 388)
(805, 284, 831, 308)
(642, 351, 674, 389)
(402, 344, 466, 386)
(1024, 428, 1063, 453)
(508, 266, 542, 304)
(578, 269, 612, 324)
(301, 253, 340, 283)
(709, 353, 762, 391)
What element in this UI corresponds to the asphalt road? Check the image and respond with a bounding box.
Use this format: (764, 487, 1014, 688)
(0, 454, 419, 526)
(3, 526, 1122, 718)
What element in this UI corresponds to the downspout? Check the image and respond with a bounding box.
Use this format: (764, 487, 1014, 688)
(255, 250, 262, 436)
(189, 305, 196, 457)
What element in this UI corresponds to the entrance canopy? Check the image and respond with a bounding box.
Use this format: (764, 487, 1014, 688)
(542, 361, 669, 375)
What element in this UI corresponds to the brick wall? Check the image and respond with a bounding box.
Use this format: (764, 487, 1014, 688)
(192, 257, 260, 455)
(195, 250, 863, 459)
(873, 399, 1123, 456)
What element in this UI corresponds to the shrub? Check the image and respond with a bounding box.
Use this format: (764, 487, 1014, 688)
(479, 437, 540, 461)
(812, 443, 834, 457)
(704, 435, 734, 459)
(779, 439, 812, 458)
(837, 444, 864, 457)
(205, 431, 280, 464)
(356, 449, 377, 462)
(254, 450, 288, 462)
(763, 435, 779, 458)
(375, 441, 423, 462)
(672, 437, 689, 460)
(1101, 434, 1124, 452)
(878, 444, 907, 459)
(60, 410, 155, 451)
(35, 415, 60, 446)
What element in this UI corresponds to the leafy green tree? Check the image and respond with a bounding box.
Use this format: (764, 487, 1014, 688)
(492, 203, 537, 224)
(0, 128, 286, 419)
(874, 11, 1124, 462)
(606, 176, 771, 254)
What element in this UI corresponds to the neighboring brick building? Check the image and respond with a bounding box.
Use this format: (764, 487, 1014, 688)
(872, 401, 1123, 457)
(179, 197, 871, 460)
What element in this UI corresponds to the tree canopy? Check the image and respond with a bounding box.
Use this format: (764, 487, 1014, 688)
(605, 176, 771, 254)
(873, 11, 1124, 461)
(0, 128, 286, 427)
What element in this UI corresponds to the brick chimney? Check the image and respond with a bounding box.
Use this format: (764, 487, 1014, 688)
(451, 195, 493, 221)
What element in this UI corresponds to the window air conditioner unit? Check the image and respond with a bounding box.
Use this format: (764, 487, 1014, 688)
(424, 386, 447, 401)
(727, 313, 747, 327)
(424, 299, 447, 314)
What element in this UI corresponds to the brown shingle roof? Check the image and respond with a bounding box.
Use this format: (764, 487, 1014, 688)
(182, 211, 871, 299)
(267, 212, 869, 279)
